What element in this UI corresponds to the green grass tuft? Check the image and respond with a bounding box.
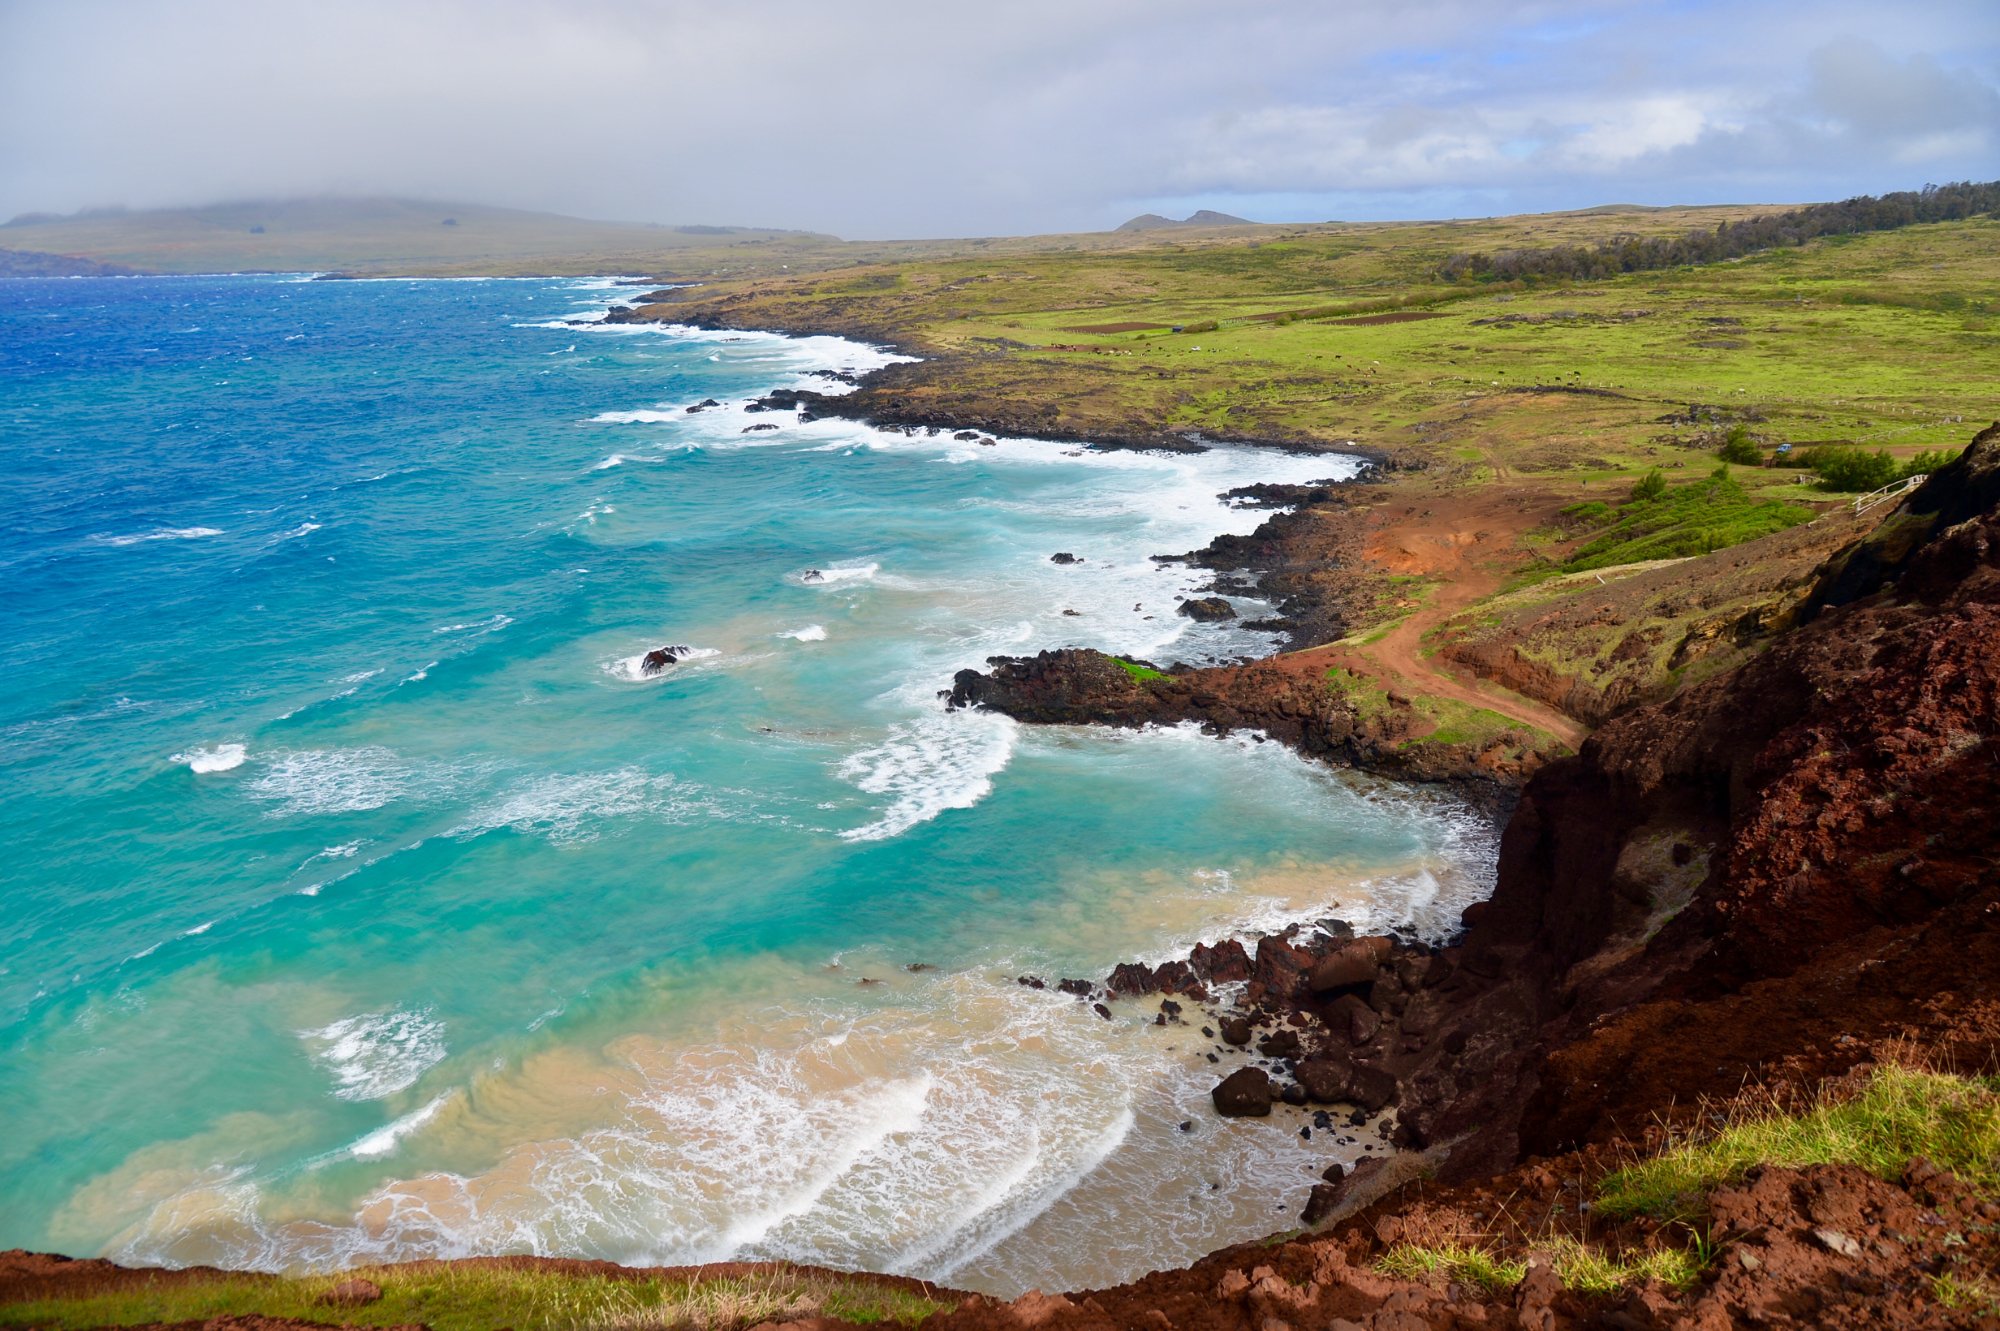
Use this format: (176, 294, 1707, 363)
(1112, 656, 1168, 681)
(1933, 1270, 2000, 1316)
(1597, 1064, 2000, 1221)
(1376, 1243, 1528, 1292)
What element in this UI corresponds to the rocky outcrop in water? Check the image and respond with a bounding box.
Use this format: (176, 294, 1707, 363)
(946, 649, 1551, 797)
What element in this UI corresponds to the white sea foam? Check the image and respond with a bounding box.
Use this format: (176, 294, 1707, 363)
(301, 1009, 448, 1102)
(778, 625, 827, 642)
(96, 526, 224, 547)
(836, 710, 1017, 842)
(432, 614, 513, 635)
(274, 521, 322, 541)
(177, 743, 247, 774)
(450, 768, 706, 844)
(796, 562, 878, 587)
(245, 747, 418, 816)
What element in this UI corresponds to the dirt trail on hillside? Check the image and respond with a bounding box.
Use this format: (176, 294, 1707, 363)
(1305, 480, 1589, 749)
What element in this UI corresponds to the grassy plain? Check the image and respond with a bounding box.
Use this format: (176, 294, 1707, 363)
(644, 208, 1996, 727)
(678, 213, 1998, 469)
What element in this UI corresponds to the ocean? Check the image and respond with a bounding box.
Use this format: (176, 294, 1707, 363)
(0, 274, 1494, 1294)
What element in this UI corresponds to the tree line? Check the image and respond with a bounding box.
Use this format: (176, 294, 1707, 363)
(1437, 181, 2000, 283)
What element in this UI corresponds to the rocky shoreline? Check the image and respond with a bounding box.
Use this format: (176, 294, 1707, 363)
(929, 424, 2000, 1326)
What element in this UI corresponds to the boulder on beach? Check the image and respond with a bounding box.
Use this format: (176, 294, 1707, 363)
(1211, 1066, 1274, 1117)
(1178, 597, 1236, 622)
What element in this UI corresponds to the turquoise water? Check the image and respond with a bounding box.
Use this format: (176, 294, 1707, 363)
(0, 275, 1493, 1293)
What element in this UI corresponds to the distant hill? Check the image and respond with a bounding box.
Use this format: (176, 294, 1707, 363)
(0, 247, 144, 278)
(1115, 210, 1254, 231)
(0, 197, 836, 276)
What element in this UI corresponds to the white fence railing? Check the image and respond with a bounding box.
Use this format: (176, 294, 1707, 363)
(1853, 473, 1927, 516)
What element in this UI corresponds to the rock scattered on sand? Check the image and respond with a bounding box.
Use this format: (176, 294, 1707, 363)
(1211, 1066, 1274, 1117)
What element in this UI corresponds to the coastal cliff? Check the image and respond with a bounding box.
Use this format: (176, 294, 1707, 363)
(924, 423, 2000, 1327)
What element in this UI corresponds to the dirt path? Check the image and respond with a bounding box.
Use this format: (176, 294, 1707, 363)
(1292, 477, 1590, 750)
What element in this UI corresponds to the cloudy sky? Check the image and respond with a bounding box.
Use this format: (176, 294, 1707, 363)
(2, 0, 1995, 237)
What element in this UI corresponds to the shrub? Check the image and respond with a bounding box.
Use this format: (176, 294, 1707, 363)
(1904, 448, 1960, 478)
(1802, 445, 1900, 492)
(1716, 426, 1762, 465)
(1629, 468, 1668, 502)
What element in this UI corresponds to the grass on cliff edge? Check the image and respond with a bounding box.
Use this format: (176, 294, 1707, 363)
(0, 1264, 949, 1331)
(1540, 467, 1816, 581)
(1377, 1064, 2000, 1298)
(1378, 1236, 1704, 1295)
(1113, 655, 1169, 681)
(1596, 1062, 2000, 1221)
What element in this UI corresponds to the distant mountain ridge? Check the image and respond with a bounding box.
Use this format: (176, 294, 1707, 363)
(0, 196, 831, 276)
(1116, 210, 1254, 231)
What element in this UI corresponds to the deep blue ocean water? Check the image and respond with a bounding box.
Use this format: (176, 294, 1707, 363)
(0, 275, 1493, 1293)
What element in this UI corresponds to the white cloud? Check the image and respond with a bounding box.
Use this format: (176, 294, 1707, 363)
(0, 0, 1993, 234)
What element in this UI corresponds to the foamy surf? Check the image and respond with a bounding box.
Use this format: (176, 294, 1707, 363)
(176, 743, 247, 774)
(836, 711, 1018, 842)
(299, 1009, 448, 1102)
(796, 562, 878, 587)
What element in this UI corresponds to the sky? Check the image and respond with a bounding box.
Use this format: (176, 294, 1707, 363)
(2, 0, 1996, 238)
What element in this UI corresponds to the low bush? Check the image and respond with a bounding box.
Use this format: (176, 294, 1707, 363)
(1716, 425, 1762, 465)
(1802, 445, 1901, 492)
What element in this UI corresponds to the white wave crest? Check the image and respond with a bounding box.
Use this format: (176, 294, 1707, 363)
(300, 1009, 448, 1102)
(176, 743, 247, 774)
(96, 526, 223, 547)
(837, 711, 1017, 842)
(778, 625, 827, 642)
(345, 1094, 453, 1161)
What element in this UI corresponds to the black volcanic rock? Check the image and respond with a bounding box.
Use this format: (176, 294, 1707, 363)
(1211, 1067, 1273, 1117)
(1178, 597, 1236, 622)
